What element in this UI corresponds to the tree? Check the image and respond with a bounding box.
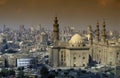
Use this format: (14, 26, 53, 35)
(17, 66, 24, 71)
(9, 69, 15, 76)
(0, 68, 9, 77)
(40, 66, 49, 78)
(17, 70, 25, 78)
(48, 73, 55, 78)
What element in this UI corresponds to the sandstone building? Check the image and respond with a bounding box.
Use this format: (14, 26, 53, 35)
(49, 17, 120, 67)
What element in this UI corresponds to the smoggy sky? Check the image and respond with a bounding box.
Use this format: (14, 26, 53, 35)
(0, 0, 120, 30)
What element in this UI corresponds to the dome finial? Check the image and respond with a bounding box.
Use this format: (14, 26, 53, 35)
(54, 17, 58, 24)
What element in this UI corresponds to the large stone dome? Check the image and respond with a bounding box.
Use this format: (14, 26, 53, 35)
(69, 34, 83, 44)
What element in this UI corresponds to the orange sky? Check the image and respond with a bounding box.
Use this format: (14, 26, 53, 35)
(0, 0, 119, 30)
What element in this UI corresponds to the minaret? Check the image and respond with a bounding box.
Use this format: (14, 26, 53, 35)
(88, 25, 93, 45)
(96, 21, 100, 42)
(101, 20, 106, 42)
(53, 17, 59, 42)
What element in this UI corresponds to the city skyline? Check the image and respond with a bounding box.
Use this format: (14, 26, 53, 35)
(0, 0, 120, 30)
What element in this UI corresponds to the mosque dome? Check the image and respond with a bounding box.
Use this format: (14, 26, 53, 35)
(69, 34, 83, 44)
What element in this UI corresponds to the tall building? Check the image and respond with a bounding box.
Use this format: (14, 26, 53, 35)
(49, 17, 120, 67)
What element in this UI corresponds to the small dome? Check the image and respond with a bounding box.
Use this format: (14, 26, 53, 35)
(41, 32, 47, 35)
(69, 34, 83, 44)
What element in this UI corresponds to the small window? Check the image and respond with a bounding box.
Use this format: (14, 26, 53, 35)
(74, 64, 76, 67)
(72, 45, 74, 47)
(83, 64, 85, 67)
(61, 51, 63, 54)
(83, 44, 85, 46)
(110, 62, 112, 65)
(83, 57, 85, 59)
(73, 57, 76, 59)
(61, 59, 63, 61)
(61, 62, 63, 65)
(99, 50, 101, 52)
(61, 54, 63, 57)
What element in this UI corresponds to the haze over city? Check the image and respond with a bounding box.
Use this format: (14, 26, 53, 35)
(0, 0, 119, 30)
(0, 0, 120, 78)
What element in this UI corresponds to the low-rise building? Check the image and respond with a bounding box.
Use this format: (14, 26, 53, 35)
(17, 58, 33, 67)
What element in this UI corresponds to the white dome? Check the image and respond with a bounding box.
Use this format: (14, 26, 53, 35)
(69, 34, 83, 44)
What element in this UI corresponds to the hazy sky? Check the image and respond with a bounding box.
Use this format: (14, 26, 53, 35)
(0, 0, 120, 30)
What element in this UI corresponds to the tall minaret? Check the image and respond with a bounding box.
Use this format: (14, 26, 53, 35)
(88, 25, 93, 45)
(101, 20, 106, 42)
(96, 21, 100, 42)
(53, 17, 59, 42)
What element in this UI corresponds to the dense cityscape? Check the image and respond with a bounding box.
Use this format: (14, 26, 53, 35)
(0, 0, 120, 78)
(0, 16, 119, 78)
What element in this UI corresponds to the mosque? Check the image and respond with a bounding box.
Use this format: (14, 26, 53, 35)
(49, 17, 120, 67)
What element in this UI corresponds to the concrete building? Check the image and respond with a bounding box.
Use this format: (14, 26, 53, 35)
(49, 17, 120, 68)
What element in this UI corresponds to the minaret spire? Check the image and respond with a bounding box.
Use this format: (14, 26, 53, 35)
(53, 17, 59, 42)
(88, 25, 93, 45)
(96, 21, 100, 42)
(101, 20, 106, 42)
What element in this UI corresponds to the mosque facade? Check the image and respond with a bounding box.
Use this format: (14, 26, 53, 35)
(49, 17, 120, 67)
